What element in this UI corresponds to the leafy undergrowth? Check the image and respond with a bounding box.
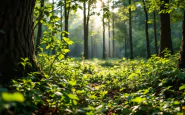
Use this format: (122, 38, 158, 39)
(1, 53, 185, 115)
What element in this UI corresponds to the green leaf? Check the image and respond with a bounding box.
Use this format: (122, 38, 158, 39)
(2, 92, 25, 102)
(46, 45, 50, 49)
(58, 54, 64, 60)
(67, 94, 79, 100)
(68, 80, 76, 86)
(76, 90, 85, 94)
(73, 100, 78, 105)
(63, 37, 73, 45)
(173, 101, 180, 105)
(179, 85, 185, 90)
(132, 97, 146, 103)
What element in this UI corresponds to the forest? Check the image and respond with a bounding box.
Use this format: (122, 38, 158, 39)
(0, 0, 185, 114)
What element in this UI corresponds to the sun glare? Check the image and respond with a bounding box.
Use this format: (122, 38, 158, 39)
(95, 1, 102, 8)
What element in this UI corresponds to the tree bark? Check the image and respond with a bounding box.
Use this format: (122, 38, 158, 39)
(36, 0, 44, 55)
(129, 0, 133, 59)
(153, 11, 158, 54)
(159, 0, 173, 57)
(178, 9, 185, 69)
(143, 0, 151, 59)
(0, 0, 40, 84)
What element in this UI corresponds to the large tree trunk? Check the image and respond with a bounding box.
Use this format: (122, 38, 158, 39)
(143, 0, 151, 59)
(0, 0, 39, 84)
(159, 0, 173, 57)
(129, 0, 133, 59)
(35, 0, 44, 55)
(178, 9, 185, 69)
(154, 11, 158, 54)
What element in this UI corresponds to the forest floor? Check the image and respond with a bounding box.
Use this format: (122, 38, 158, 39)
(1, 54, 185, 115)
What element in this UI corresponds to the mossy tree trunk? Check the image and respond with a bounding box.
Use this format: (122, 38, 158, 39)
(0, 0, 40, 85)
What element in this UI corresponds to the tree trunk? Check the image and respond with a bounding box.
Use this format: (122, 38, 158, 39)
(112, 0, 115, 58)
(108, 0, 111, 58)
(129, 0, 133, 59)
(52, 0, 56, 55)
(102, 2, 106, 59)
(36, 0, 44, 55)
(143, 0, 151, 59)
(159, 0, 173, 57)
(178, 9, 185, 69)
(91, 25, 93, 58)
(91, 35, 93, 58)
(60, 5, 63, 41)
(103, 18, 106, 59)
(154, 11, 158, 54)
(0, 0, 40, 84)
(64, 0, 70, 57)
(108, 17, 111, 58)
(83, 1, 90, 59)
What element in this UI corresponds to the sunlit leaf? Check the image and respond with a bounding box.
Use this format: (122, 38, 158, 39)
(132, 97, 146, 103)
(73, 100, 78, 105)
(68, 80, 76, 86)
(179, 85, 185, 90)
(67, 94, 79, 100)
(2, 92, 25, 102)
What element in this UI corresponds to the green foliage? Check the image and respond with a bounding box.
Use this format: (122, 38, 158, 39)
(0, 88, 24, 114)
(5, 51, 185, 114)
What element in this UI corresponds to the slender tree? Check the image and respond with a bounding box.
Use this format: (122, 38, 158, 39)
(153, 11, 158, 54)
(129, 0, 133, 59)
(143, 0, 151, 59)
(52, 0, 56, 54)
(178, 9, 185, 68)
(64, 0, 71, 57)
(36, 0, 45, 55)
(0, 0, 40, 84)
(112, 0, 115, 58)
(60, 2, 63, 40)
(102, 2, 106, 59)
(108, 0, 111, 58)
(91, 25, 93, 58)
(159, 0, 173, 57)
(83, 0, 92, 59)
